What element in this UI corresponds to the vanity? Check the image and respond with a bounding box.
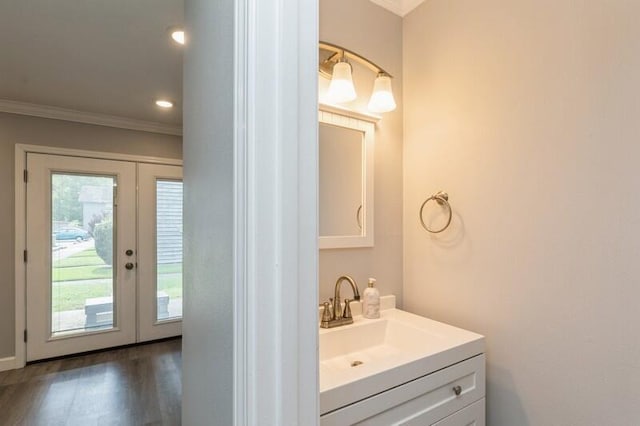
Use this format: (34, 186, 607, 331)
(319, 296, 485, 425)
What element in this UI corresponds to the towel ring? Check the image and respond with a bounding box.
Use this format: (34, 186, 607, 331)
(419, 191, 452, 233)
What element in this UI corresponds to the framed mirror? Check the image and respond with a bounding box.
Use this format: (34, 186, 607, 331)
(319, 105, 376, 249)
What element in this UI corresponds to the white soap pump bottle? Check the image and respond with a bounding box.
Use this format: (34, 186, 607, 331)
(362, 277, 380, 319)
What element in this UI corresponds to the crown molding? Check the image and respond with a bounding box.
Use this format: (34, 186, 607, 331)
(0, 99, 182, 136)
(369, 0, 426, 17)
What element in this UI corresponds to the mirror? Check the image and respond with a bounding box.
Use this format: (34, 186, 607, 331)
(319, 106, 376, 249)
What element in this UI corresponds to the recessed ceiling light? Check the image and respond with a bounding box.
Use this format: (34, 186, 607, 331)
(155, 100, 174, 108)
(171, 30, 185, 45)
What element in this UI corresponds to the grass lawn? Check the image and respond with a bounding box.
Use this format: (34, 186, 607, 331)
(52, 276, 182, 312)
(54, 250, 105, 268)
(52, 280, 112, 312)
(53, 264, 113, 281)
(70, 249, 101, 258)
(51, 247, 183, 312)
(53, 248, 182, 282)
(158, 274, 183, 299)
(158, 263, 182, 274)
(53, 248, 110, 281)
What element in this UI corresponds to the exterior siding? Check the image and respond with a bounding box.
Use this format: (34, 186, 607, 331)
(156, 180, 183, 264)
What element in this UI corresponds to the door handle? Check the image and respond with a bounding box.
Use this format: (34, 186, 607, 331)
(125, 262, 135, 270)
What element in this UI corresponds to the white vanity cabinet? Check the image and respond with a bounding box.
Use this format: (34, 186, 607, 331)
(320, 353, 485, 426)
(319, 303, 485, 426)
(432, 398, 485, 426)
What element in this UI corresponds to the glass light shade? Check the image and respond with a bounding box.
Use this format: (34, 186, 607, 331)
(171, 30, 185, 45)
(327, 61, 357, 103)
(155, 100, 174, 108)
(368, 74, 396, 113)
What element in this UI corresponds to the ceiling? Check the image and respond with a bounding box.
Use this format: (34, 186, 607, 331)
(369, 0, 426, 17)
(0, 0, 421, 132)
(0, 0, 183, 127)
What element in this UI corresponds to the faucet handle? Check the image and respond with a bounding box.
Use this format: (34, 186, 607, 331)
(343, 299, 353, 319)
(320, 302, 332, 327)
(321, 302, 332, 321)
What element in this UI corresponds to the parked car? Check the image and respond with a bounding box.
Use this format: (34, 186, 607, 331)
(54, 227, 90, 242)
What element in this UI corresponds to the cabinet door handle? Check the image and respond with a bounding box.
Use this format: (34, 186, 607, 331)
(125, 262, 135, 270)
(453, 385, 462, 396)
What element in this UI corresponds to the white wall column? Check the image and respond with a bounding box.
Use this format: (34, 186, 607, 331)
(182, 0, 318, 424)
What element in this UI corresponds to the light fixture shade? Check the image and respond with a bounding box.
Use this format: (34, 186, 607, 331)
(327, 61, 357, 103)
(156, 100, 174, 108)
(171, 29, 184, 44)
(368, 74, 396, 113)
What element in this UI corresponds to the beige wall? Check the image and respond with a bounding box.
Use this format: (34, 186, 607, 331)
(403, 1, 640, 424)
(0, 112, 182, 358)
(319, 0, 404, 304)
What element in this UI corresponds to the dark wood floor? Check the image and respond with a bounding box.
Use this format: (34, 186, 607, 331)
(0, 338, 182, 426)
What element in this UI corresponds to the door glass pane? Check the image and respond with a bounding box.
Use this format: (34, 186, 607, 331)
(51, 173, 115, 334)
(156, 180, 183, 321)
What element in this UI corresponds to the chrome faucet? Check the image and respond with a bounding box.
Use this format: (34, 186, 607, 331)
(320, 275, 360, 329)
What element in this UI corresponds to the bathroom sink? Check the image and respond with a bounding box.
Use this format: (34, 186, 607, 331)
(320, 317, 434, 371)
(319, 305, 484, 415)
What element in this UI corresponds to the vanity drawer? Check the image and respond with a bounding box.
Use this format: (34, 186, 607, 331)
(431, 398, 485, 426)
(320, 353, 485, 426)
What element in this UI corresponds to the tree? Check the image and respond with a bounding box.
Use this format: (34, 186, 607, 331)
(87, 213, 106, 237)
(94, 218, 113, 265)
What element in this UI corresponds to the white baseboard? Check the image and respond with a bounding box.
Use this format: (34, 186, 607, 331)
(0, 356, 17, 372)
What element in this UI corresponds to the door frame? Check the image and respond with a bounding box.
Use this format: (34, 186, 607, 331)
(14, 143, 181, 368)
(229, 0, 319, 423)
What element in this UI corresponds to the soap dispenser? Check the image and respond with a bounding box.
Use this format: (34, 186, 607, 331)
(362, 278, 380, 319)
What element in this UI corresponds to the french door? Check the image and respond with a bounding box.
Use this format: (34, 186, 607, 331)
(25, 153, 183, 361)
(138, 163, 183, 342)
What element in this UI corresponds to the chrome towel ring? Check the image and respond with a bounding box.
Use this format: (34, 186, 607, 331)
(419, 191, 452, 233)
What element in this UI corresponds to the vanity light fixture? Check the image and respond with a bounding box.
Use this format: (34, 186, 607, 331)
(368, 73, 396, 113)
(155, 99, 174, 108)
(327, 57, 357, 103)
(319, 41, 397, 113)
